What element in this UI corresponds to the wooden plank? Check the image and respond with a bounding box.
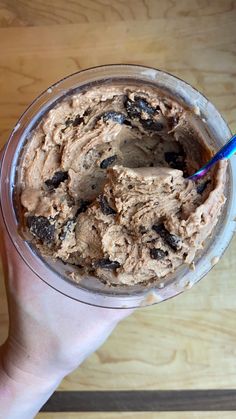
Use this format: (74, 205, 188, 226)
(39, 390, 236, 412)
(36, 412, 236, 419)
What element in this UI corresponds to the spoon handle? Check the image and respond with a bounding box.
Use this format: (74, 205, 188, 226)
(189, 133, 236, 180)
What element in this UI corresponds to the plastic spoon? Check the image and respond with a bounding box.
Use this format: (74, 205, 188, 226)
(188, 134, 236, 181)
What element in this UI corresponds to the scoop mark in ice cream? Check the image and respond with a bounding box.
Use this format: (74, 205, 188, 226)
(99, 195, 116, 215)
(27, 216, 55, 243)
(152, 224, 182, 252)
(45, 171, 69, 190)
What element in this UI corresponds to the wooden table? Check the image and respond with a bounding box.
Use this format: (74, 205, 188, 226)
(0, 1, 236, 418)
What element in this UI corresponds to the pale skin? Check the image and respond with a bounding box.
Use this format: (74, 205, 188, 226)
(0, 156, 133, 419)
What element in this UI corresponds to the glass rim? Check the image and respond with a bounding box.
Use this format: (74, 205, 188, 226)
(0, 64, 236, 308)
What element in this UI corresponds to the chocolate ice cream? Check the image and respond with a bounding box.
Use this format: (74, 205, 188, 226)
(19, 84, 226, 286)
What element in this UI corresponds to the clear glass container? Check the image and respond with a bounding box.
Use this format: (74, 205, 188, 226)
(0, 64, 236, 308)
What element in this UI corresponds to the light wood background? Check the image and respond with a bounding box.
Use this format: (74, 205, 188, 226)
(0, 1, 236, 418)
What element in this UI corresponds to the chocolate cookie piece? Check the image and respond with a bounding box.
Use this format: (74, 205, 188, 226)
(75, 199, 91, 216)
(164, 152, 185, 171)
(125, 96, 156, 119)
(99, 195, 116, 215)
(100, 155, 117, 169)
(72, 115, 84, 127)
(61, 116, 83, 132)
(102, 111, 127, 124)
(139, 225, 147, 234)
(45, 171, 68, 190)
(94, 258, 120, 270)
(59, 219, 75, 240)
(152, 223, 182, 251)
(168, 115, 180, 128)
(125, 96, 163, 132)
(141, 119, 163, 131)
(65, 118, 74, 126)
(150, 248, 168, 260)
(27, 216, 55, 243)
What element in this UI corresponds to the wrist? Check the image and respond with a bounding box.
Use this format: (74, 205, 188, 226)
(2, 328, 79, 382)
(0, 343, 63, 419)
(0, 340, 64, 385)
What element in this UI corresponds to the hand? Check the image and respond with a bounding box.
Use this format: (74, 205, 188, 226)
(0, 215, 132, 373)
(0, 154, 133, 418)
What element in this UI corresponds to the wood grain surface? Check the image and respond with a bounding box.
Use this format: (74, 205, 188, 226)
(0, 1, 236, 418)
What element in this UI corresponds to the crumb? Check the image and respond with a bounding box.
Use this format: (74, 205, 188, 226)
(189, 261, 195, 271)
(211, 256, 219, 266)
(193, 105, 201, 116)
(184, 280, 193, 289)
(68, 271, 82, 283)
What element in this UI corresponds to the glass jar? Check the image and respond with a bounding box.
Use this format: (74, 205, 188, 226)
(0, 64, 236, 308)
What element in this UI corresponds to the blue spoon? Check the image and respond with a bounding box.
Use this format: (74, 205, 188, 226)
(189, 133, 236, 180)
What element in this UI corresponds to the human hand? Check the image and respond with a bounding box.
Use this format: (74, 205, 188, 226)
(0, 150, 133, 418)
